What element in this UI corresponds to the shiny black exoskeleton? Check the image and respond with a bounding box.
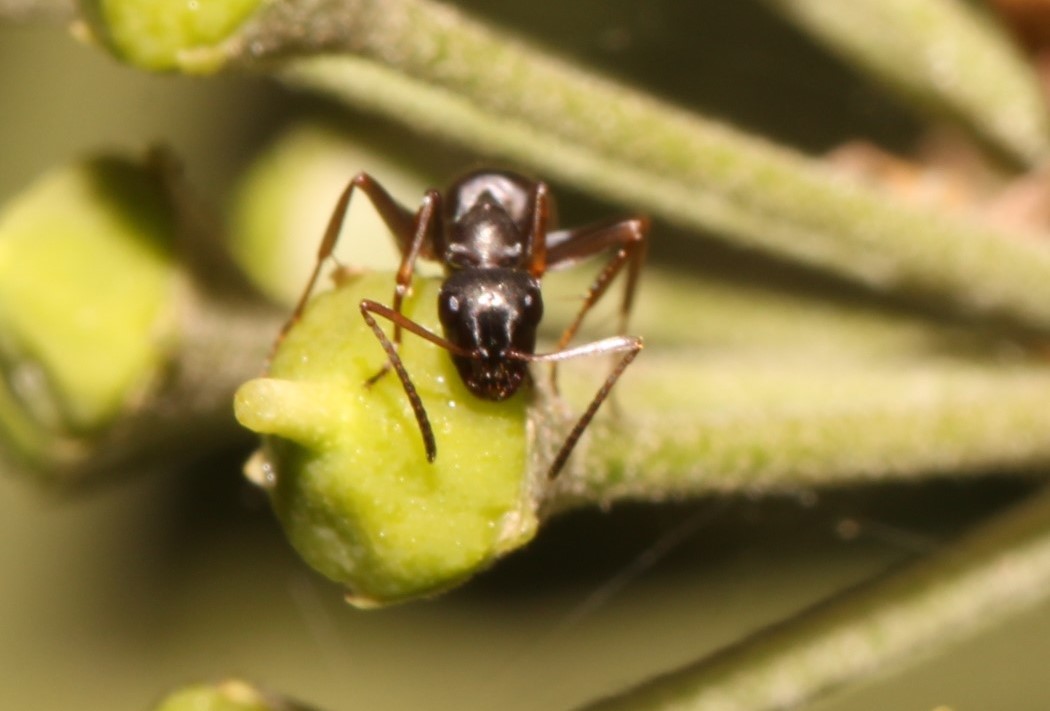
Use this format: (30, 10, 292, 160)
(436, 171, 546, 402)
(278, 169, 648, 479)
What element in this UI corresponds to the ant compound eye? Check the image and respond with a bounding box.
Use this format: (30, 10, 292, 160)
(438, 288, 465, 330)
(523, 287, 543, 319)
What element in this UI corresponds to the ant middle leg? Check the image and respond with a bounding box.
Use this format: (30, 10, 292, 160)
(543, 216, 649, 391)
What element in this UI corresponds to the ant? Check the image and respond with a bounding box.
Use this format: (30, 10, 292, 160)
(275, 169, 648, 480)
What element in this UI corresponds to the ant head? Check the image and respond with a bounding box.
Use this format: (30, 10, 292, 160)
(438, 269, 543, 400)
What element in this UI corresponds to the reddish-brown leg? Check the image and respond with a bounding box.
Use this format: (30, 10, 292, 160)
(359, 299, 472, 462)
(512, 334, 643, 479)
(526, 182, 551, 278)
(364, 190, 442, 386)
(267, 172, 418, 370)
(543, 216, 649, 390)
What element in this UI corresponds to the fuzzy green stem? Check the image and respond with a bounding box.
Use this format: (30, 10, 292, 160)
(230, 0, 1050, 164)
(571, 268, 1000, 358)
(580, 485, 1050, 711)
(547, 356, 1050, 508)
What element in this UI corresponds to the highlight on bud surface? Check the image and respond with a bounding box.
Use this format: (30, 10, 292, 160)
(153, 679, 302, 711)
(0, 155, 178, 478)
(234, 273, 537, 606)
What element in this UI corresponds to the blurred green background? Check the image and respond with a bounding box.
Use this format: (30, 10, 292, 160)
(3, 3, 1050, 709)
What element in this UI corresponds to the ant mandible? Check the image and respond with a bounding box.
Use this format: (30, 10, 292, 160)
(274, 169, 648, 480)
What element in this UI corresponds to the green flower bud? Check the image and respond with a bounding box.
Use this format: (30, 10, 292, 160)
(77, 0, 264, 72)
(235, 273, 538, 606)
(0, 155, 179, 480)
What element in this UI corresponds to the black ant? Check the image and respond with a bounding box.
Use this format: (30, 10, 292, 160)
(275, 169, 648, 479)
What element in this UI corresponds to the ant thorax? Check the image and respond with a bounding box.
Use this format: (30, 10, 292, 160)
(444, 193, 527, 269)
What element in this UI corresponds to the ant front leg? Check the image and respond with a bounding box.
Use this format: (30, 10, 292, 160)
(516, 335, 644, 479)
(544, 215, 649, 392)
(359, 299, 472, 463)
(268, 172, 418, 370)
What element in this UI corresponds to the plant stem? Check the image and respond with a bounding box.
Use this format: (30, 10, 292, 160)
(544, 355, 1050, 508)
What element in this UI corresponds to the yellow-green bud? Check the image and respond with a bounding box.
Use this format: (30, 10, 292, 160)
(78, 0, 264, 72)
(0, 156, 178, 478)
(235, 273, 538, 606)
